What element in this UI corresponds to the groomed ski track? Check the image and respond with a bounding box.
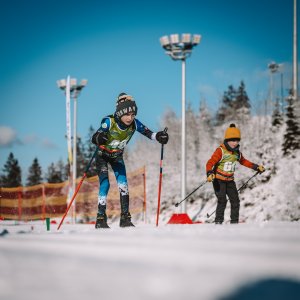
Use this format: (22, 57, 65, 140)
(1, 221, 300, 300)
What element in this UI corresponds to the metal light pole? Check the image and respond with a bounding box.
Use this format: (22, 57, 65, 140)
(268, 61, 279, 114)
(268, 62, 285, 114)
(57, 77, 88, 222)
(293, 0, 298, 101)
(160, 33, 201, 213)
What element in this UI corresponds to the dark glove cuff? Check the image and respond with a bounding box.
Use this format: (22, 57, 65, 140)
(252, 164, 259, 171)
(92, 131, 107, 145)
(207, 170, 214, 176)
(91, 132, 99, 145)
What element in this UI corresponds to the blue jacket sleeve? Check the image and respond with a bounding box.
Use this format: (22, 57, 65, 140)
(134, 119, 155, 140)
(98, 117, 111, 133)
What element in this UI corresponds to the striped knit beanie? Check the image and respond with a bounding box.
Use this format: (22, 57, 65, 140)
(115, 93, 138, 118)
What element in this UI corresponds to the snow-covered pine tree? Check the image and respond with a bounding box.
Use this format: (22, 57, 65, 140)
(282, 93, 300, 157)
(272, 97, 284, 127)
(215, 81, 251, 126)
(198, 98, 214, 167)
(76, 136, 87, 178)
(186, 102, 200, 192)
(160, 108, 182, 209)
(0, 152, 22, 187)
(26, 157, 43, 186)
(215, 84, 236, 125)
(234, 81, 251, 124)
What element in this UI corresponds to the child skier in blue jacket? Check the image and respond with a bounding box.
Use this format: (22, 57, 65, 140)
(92, 93, 169, 228)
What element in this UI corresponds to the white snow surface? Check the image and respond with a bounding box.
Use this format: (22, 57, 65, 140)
(1, 221, 300, 300)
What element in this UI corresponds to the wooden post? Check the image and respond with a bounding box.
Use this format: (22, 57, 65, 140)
(18, 186, 22, 222)
(143, 166, 147, 224)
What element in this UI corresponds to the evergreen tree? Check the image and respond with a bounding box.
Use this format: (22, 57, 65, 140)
(198, 98, 214, 159)
(26, 157, 43, 186)
(46, 160, 67, 183)
(235, 81, 251, 111)
(272, 97, 283, 127)
(85, 125, 98, 177)
(76, 136, 87, 177)
(64, 161, 71, 182)
(57, 159, 68, 181)
(186, 102, 200, 179)
(282, 93, 300, 157)
(235, 81, 251, 124)
(0, 152, 22, 187)
(199, 98, 212, 128)
(216, 84, 236, 124)
(162, 108, 181, 162)
(216, 81, 251, 124)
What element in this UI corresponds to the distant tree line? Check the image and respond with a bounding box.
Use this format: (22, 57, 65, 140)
(213, 81, 300, 157)
(1, 81, 299, 188)
(0, 126, 98, 187)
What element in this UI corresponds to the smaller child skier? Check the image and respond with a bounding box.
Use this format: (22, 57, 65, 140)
(206, 123, 265, 224)
(92, 92, 169, 229)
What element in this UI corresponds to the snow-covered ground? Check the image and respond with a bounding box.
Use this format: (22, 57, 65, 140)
(1, 221, 300, 300)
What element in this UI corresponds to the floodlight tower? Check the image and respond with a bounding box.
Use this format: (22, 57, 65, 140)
(293, 0, 298, 101)
(159, 33, 201, 212)
(57, 77, 88, 221)
(268, 61, 280, 112)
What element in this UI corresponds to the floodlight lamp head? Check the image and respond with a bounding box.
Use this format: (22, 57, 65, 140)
(80, 79, 88, 87)
(181, 33, 191, 44)
(278, 63, 284, 69)
(160, 36, 170, 49)
(70, 78, 77, 87)
(170, 34, 179, 44)
(57, 79, 66, 90)
(268, 62, 279, 73)
(192, 34, 201, 45)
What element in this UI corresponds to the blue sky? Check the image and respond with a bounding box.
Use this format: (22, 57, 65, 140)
(0, 0, 297, 181)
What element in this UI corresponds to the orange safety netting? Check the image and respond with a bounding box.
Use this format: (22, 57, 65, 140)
(0, 166, 146, 221)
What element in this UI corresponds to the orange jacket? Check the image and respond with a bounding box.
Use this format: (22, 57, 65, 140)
(206, 144, 255, 181)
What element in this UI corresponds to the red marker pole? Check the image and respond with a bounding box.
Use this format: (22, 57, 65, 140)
(156, 127, 168, 227)
(57, 148, 98, 230)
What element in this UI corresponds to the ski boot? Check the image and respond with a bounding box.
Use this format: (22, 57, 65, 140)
(120, 212, 135, 227)
(214, 219, 223, 225)
(95, 213, 110, 229)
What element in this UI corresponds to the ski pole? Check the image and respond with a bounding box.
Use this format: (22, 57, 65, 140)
(206, 171, 260, 219)
(236, 171, 259, 193)
(156, 127, 168, 227)
(174, 180, 207, 207)
(57, 148, 98, 230)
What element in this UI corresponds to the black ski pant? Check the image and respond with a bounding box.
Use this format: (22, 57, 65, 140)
(213, 179, 240, 223)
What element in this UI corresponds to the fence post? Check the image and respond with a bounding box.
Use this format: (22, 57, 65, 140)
(18, 186, 22, 222)
(143, 166, 147, 224)
(46, 217, 50, 231)
(0, 187, 2, 220)
(42, 184, 46, 220)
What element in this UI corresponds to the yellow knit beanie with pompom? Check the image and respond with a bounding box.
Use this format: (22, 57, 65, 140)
(224, 123, 241, 141)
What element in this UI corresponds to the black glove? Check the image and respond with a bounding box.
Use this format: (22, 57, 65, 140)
(156, 131, 169, 144)
(256, 165, 265, 173)
(206, 170, 215, 182)
(92, 131, 108, 146)
(253, 164, 265, 173)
